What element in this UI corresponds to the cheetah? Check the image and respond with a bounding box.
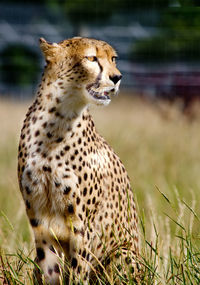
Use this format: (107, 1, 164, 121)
(18, 37, 139, 284)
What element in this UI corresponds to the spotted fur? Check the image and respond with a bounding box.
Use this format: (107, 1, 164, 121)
(18, 37, 139, 284)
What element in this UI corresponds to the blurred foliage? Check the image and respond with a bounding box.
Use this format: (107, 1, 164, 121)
(131, 7, 200, 61)
(2, 0, 170, 8)
(60, 0, 171, 22)
(52, 0, 171, 35)
(61, 0, 114, 34)
(0, 45, 39, 86)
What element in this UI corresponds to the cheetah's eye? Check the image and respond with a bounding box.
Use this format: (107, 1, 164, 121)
(112, 56, 118, 63)
(86, 56, 97, 62)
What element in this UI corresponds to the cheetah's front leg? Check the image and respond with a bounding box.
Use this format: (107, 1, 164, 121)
(30, 181, 90, 284)
(32, 220, 91, 285)
(32, 226, 62, 285)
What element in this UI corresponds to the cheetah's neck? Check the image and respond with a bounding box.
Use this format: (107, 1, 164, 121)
(24, 75, 93, 153)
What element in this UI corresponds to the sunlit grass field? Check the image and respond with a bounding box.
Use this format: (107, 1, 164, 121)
(1, 94, 200, 284)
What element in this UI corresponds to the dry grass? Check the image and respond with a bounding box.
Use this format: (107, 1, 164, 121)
(0, 94, 200, 284)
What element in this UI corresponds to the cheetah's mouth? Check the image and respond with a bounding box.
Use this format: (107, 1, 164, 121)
(87, 88, 111, 101)
(86, 84, 117, 105)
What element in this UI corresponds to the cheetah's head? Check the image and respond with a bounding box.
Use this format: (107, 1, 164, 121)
(40, 37, 122, 106)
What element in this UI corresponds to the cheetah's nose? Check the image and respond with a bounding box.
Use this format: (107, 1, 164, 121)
(109, 74, 122, 85)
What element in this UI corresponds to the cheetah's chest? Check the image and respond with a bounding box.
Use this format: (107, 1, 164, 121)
(22, 142, 109, 215)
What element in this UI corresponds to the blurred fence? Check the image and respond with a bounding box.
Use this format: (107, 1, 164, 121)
(1, 2, 200, 106)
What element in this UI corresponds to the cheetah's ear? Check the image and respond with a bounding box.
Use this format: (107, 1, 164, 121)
(39, 38, 61, 63)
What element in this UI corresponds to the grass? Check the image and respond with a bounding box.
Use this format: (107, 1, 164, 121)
(0, 94, 200, 284)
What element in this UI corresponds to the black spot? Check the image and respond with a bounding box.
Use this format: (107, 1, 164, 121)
(82, 250, 86, 258)
(47, 132, 52, 138)
(32, 116, 37, 124)
(35, 130, 40, 137)
(48, 267, 53, 275)
(83, 187, 87, 196)
(64, 186, 71, 195)
(71, 257, 77, 268)
(47, 166, 52, 172)
(26, 200, 31, 209)
(42, 240, 47, 244)
(56, 137, 63, 143)
(36, 247, 45, 261)
(105, 257, 111, 266)
(60, 150, 64, 156)
(125, 257, 131, 265)
(55, 181, 61, 187)
(76, 197, 80, 205)
(84, 173, 87, 181)
(77, 265, 82, 274)
(43, 122, 47, 128)
(30, 219, 40, 227)
(84, 273, 88, 281)
(49, 245, 55, 253)
(54, 263, 60, 273)
(26, 170, 32, 179)
(89, 187, 93, 195)
(115, 252, 121, 259)
(80, 228, 84, 237)
(64, 145, 70, 151)
(42, 165, 48, 171)
(130, 266, 135, 274)
(25, 186, 31, 195)
(55, 111, 60, 116)
(78, 176, 82, 184)
(49, 107, 56, 113)
(68, 204, 74, 214)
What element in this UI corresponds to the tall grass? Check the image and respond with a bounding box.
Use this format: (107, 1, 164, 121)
(0, 95, 200, 284)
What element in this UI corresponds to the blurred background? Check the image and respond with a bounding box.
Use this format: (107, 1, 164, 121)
(1, 1, 200, 282)
(1, 0, 200, 112)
